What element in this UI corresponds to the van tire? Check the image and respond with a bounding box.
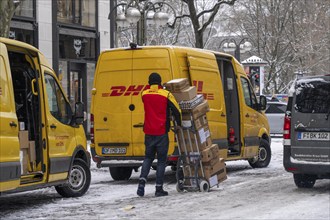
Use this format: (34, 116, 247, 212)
(248, 139, 271, 168)
(293, 174, 316, 188)
(55, 159, 91, 197)
(109, 167, 132, 180)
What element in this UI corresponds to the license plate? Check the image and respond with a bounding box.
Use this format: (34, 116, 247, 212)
(298, 132, 330, 141)
(102, 147, 126, 154)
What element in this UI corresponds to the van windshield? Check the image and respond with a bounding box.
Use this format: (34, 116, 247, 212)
(295, 80, 330, 113)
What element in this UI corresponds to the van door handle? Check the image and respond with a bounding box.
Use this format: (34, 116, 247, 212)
(221, 112, 226, 117)
(50, 124, 57, 129)
(245, 113, 250, 118)
(9, 121, 17, 127)
(133, 123, 144, 128)
(31, 79, 38, 96)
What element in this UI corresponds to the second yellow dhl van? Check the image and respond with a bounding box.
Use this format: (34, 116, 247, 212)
(0, 38, 91, 197)
(90, 44, 271, 180)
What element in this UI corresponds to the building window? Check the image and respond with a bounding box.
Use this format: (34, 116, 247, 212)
(9, 28, 34, 45)
(59, 35, 96, 60)
(57, 0, 96, 28)
(14, 0, 34, 18)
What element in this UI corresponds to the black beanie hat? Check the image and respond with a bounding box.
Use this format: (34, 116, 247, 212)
(148, 72, 162, 85)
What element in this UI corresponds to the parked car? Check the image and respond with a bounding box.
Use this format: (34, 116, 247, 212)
(283, 75, 330, 188)
(265, 101, 287, 135)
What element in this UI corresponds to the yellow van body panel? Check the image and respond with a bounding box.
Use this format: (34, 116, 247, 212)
(48, 172, 68, 182)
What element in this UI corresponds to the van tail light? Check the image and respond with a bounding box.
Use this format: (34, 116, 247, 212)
(90, 114, 94, 144)
(229, 127, 235, 144)
(283, 115, 291, 140)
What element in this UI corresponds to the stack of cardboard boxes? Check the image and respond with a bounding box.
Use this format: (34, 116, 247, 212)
(165, 78, 227, 188)
(18, 122, 36, 174)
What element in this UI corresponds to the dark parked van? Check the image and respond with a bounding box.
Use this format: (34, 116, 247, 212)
(283, 75, 330, 188)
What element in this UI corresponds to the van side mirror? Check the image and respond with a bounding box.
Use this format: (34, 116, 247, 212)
(259, 95, 267, 111)
(74, 102, 84, 125)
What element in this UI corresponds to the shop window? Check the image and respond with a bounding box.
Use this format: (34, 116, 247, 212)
(14, 0, 34, 17)
(57, 0, 96, 28)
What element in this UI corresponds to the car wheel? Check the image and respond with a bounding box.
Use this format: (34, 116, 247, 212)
(55, 159, 91, 197)
(248, 139, 271, 168)
(293, 174, 316, 188)
(109, 167, 132, 180)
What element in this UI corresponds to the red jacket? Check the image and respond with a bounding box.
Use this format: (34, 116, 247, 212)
(142, 85, 181, 135)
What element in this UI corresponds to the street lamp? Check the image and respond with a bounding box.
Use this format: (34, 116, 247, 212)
(219, 38, 252, 62)
(108, 0, 176, 47)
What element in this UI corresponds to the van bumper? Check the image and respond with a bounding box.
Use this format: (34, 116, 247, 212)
(283, 145, 330, 178)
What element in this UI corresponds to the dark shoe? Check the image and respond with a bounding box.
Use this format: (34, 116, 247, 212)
(137, 179, 145, 197)
(155, 186, 168, 197)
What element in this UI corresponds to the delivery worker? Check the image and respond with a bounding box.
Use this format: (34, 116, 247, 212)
(137, 72, 181, 197)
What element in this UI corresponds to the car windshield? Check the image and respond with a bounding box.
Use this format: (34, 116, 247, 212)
(295, 80, 330, 113)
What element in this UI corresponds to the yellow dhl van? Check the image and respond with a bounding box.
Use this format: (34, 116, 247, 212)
(0, 38, 91, 197)
(90, 44, 271, 180)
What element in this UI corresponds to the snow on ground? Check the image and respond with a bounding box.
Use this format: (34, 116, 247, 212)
(0, 138, 329, 219)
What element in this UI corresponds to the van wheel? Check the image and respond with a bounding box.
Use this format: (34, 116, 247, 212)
(55, 159, 91, 197)
(109, 167, 132, 180)
(293, 174, 316, 188)
(248, 139, 271, 168)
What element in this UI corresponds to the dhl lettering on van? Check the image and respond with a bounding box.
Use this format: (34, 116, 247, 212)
(55, 135, 69, 140)
(102, 85, 151, 97)
(193, 80, 215, 100)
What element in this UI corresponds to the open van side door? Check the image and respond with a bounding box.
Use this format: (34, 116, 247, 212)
(186, 52, 228, 155)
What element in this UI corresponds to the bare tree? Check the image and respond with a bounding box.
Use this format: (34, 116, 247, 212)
(170, 0, 237, 48)
(0, 0, 21, 37)
(224, 0, 330, 94)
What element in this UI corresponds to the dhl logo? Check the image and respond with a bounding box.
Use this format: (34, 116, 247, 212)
(102, 80, 214, 100)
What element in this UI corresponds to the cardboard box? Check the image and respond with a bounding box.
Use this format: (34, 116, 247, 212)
(165, 78, 190, 92)
(183, 100, 209, 119)
(177, 125, 212, 152)
(20, 149, 29, 174)
(183, 158, 226, 183)
(19, 121, 25, 130)
(217, 167, 227, 183)
(178, 94, 204, 110)
(29, 141, 36, 161)
(172, 86, 197, 102)
(202, 158, 226, 180)
(200, 144, 219, 162)
(19, 130, 29, 149)
(182, 113, 208, 130)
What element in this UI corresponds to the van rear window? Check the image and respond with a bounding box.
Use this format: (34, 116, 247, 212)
(295, 80, 330, 113)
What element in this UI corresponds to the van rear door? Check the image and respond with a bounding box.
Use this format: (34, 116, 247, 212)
(291, 77, 330, 163)
(93, 50, 134, 157)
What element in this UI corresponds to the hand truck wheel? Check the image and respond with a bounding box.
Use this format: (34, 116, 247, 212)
(199, 180, 210, 192)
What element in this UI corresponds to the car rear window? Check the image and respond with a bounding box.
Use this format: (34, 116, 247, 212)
(295, 80, 330, 113)
(266, 104, 286, 113)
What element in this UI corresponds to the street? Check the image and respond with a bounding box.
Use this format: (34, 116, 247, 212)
(1, 138, 329, 219)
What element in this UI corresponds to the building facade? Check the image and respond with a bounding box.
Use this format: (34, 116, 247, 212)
(10, 0, 111, 134)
